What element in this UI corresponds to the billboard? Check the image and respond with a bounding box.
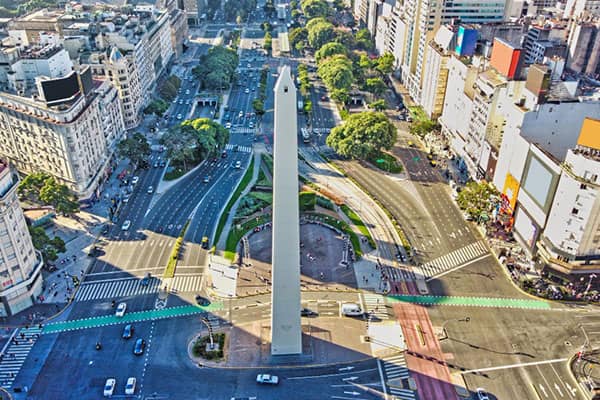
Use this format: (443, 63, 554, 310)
(40, 71, 80, 105)
(489, 38, 522, 80)
(501, 172, 520, 214)
(520, 152, 559, 214)
(455, 26, 478, 57)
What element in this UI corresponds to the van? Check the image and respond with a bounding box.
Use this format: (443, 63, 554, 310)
(341, 303, 363, 316)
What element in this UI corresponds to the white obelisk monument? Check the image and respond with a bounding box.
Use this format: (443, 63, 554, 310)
(270, 66, 302, 355)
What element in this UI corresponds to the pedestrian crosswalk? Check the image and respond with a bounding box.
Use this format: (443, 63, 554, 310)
(379, 353, 417, 400)
(230, 127, 255, 135)
(416, 241, 488, 281)
(225, 143, 252, 153)
(0, 326, 42, 389)
(362, 293, 389, 320)
(74, 275, 204, 302)
(384, 266, 416, 282)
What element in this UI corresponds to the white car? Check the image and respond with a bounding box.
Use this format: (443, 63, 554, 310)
(476, 388, 490, 400)
(147, 186, 154, 194)
(185, 89, 190, 95)
(121, 220, 131, 231)
(115, 302, 127, 317)
(103, 378, 116, 397)
(122, 195, 130, 204)
(177, 114, 182, 120)
(125, 377, 136, 395)
(131, 176, 139, 185)
(256, 374, 279, 385)
(244, 88, 250, 94)
(179, 100, 184, 105)
(225, 122, 232, 129)
(234, 160, 241, 169)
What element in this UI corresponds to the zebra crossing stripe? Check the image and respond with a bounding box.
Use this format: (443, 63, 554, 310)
(417, 241, 489, 279)
(0, 327, 42, 389)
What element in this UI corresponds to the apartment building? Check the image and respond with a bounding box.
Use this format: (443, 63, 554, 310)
(0, 67, 125, 200)
(566, 20, 600, 78)
(522, 23, 567, 65)
(0, 161, 43, 317)
(539, 118, 600, 274)
(564, 0, 600, 17)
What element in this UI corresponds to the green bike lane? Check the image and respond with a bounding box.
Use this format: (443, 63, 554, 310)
(42, 295, 550, 334)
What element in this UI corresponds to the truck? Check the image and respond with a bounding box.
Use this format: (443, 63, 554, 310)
(301, 128, 311, 143)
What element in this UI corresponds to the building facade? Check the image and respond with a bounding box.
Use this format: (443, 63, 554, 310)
(0, 161, 43, 317)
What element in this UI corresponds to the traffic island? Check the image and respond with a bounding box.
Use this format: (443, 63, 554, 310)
(189, 331, 228, 365)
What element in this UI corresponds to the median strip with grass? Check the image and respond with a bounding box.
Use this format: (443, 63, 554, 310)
(340, 204, 376, 249)
(214, 156, 255, 246)
(164, 220, 189, 279)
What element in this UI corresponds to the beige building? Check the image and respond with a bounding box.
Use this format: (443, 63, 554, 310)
(0, 161, 43, 317)
(0, 68, 125, 200)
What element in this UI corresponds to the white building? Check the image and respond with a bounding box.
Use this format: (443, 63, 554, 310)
(0, 161, 43, 317)
(539, 118, 600, 274)
(0, 67, 125, 200)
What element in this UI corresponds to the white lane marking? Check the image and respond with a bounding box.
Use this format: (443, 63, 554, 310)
(286, 368, 377, 380)
(461, 358, 568, 374)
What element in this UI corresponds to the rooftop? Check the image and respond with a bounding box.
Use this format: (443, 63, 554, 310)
(577, 118, 600, 151)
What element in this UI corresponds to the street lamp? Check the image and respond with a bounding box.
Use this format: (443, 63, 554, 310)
(439, 316, 470, 340)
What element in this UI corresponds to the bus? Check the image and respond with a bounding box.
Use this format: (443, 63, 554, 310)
(301, 128, 311, 143)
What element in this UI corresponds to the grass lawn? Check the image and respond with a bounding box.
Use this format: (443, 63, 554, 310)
(340, 204, 376, 249)
(368, 152, 403, 174)
(214, 157, 255, 247)
(164, 167, 186, 181)
(224, 214, 270, 260)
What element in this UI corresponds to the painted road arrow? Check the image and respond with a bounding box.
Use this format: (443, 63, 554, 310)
(342, 377, 358, 381)
(343, 391, 360, 396)
(339, 367, 355, 372)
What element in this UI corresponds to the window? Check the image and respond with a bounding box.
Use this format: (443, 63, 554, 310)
(572, 208, 579, 215)
(580, 183, 587, 190)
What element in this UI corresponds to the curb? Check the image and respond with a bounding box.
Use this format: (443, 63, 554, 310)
(567, 352, 593, 400)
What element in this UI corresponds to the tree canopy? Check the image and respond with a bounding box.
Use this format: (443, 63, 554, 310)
(18, 173, 79, 215)
(263, 31, 272, 52)
(158, 75, 181, 101)
(300, 0, 329, 18)
(457, 181, 499, 218)
(317, 54, 353, 92)
(306, 18, 334, 49)
(315, 42, 347, 64)
(326, 112, 397, 159)
(193, 46, 239, 90)
(160, 118, 229, 171)
(117, 132, 151, 167)
(354, 28, 374, 51)
(376, 52, 395, 75)
(364, 77, 387, 97)
(29, 226, 65, 262)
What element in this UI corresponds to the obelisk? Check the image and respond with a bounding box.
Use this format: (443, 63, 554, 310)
(270, 65, 302, 355)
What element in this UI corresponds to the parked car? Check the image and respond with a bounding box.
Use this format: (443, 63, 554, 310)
(225, 122, 232, 129)
(125, 377, 137, 395)
(122, 324, 134, 339)
(256, 374, 279, 385)
(103, 378, 116, 397)
(476, 388, 490, 400)
(115, 302, 127, 317)
(195, 295, 211, 306)
(177, 114, 183, 120)
(133, 338, 146, 355)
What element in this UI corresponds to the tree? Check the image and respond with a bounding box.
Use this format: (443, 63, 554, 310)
(144, 99, 169, 116)
(306, 18, 334, 49)
(368, 99, 387, 111)
(364, 77, 387, 97)
(261, 21, 272, 31)
(158, 75, 181, 101)
(409, 116, 440, 138)
(160, 118, 229, 171)
(28, 226, 65, 262)
(291, 9, 300, 19)
(300, 0, 329, 19)
(252, 98, 265, 115)
(303, 99, 312, 115)
(376, 52, 395, 75)
(315, 42, 347, 64)
(334, 29, 355, 48)
(117, 132, 151, 166)
(193, 46, 239, 90)
(263, 31, 272, 52)
(18, 173, 79, 215)
(317, 54, 353, 92)
(355, 28, 374, 51)
(289, 27, 308, 48)
(331, 88, 350, 104)
(457, 181, 498, 218)
(326, 112, 397, 159)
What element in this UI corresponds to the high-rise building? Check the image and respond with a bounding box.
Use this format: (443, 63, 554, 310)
(566, 20, 600, 78)
(0, 161, 43, 317)
(0, 67, 125, 200)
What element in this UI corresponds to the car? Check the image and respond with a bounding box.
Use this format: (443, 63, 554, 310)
(222, 150, 228, 158)
(301, 308, 318, 317)
(122, 195, 130, 204)
(476, 388, 490, 400)
(179, 100, 184, 105)
(177, 114, 183, 120)
(247, 63, 251, 68)
(225, 122, 232, 129)
(225, 113, 231, 120)
(125, 377, 136, 395)
(147, 186, 154, 194)
(234, 160, 241, 169)
(133, 338, 146, 355)
(159, 160, 166, 167)
(121, 220, 131, 231)
(185, 89, 190, 95)
(115, 302, 127, 317)
(153, 161, 159, 168)
(256, 374, 279, 385)
(103, 378, 116, 397)
(201, 236, 209, 249)
(173, 99, 177, 103)
(252, 87, 256, 91)
(238, 111, 244, 117)
(321, 95, 327, 101)
(249, 122, 254, 128)
(244, 88, 250, 94)
(195, 295, 211, 306)
(122, 324, 134, 339)
(131, 176, 139, 185)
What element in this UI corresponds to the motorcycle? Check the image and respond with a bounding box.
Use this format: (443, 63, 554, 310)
(95, 342, 102, 350)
